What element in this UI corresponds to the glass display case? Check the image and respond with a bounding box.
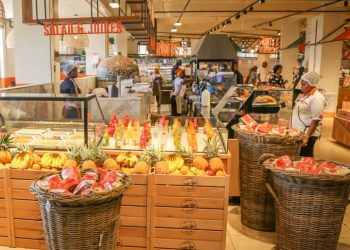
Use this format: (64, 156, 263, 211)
(0, 94, 105, 150)
(102, 115, 228, 154)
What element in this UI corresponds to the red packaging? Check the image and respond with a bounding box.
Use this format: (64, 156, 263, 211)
(107, 171, 119, 184)
(255, 122, 273, 133)
(73, 180, 94, 195)
(82, 172, 98, 181)
(92, 183, 104, 193)
(275, 155, 292, 169)
(47, 175, 63, 190)
(61, 178, 80, 192)
(97, 168, 109, 185)
(294, 162, 310, 173)
(318, 162, 340, 172)
(240, 114, 258, 128)
(62, 167, 81, 180)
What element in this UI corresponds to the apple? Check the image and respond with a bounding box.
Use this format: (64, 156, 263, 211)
(206, 170, 216, 176)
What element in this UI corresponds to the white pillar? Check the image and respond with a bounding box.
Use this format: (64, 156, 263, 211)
(280, 20, 300, 84)
(85, 34, 107, 75)
(117, 28, 128, 56)
(13, 0, 53, 84)
(305, 13, 344, 113)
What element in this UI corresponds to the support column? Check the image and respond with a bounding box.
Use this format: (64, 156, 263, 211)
(13, 0, 53, 84)
(305, 13, 345, 113)
(280, 20, 300, 84)
(117, 28, 129, 56)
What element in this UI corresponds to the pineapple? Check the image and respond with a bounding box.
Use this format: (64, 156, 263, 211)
(79, 145, 97, 170)
(0, 133, 14, 164)
(134, 152, 150, 174)
(204, 137, 225, 173)
(65, 146, 81, 168)
(90, 143, 107, 167)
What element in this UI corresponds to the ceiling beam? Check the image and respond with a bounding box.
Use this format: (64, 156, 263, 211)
(155, 10, 350, 14)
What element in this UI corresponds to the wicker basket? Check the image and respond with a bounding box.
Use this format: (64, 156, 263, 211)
(234, 126, 303, 231)
(30, 172, 132, 250)
(266, 158, 350, 250)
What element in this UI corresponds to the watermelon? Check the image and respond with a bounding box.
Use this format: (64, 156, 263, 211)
(275, 155, 292, 169)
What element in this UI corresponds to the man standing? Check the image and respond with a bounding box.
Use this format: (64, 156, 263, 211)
(171, 59, 182, 82)
(257, 61, 268, 84)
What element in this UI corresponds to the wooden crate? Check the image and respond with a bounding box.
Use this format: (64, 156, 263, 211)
(149, 174, 229, 250)
(0, 169, 11, 247)
(118, 174, 149, 249)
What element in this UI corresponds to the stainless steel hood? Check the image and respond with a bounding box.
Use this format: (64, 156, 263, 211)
(192, 34, 238, 60)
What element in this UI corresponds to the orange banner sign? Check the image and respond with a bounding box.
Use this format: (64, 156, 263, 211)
(156, 41, 180, 57)
(44, 21, 122, 36)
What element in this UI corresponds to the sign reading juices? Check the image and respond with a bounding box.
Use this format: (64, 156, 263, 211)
(44, 21, 123, 36)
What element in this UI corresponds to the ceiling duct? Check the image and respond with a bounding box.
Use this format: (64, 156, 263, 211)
(192, 34, 237, 60)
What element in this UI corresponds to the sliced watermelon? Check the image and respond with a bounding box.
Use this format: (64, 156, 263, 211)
(275, 155, 292, 169)
(294, 161, 310, 173)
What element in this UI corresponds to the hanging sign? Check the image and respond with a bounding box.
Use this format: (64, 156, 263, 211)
(259, 37, 280, 54)
(44, 21, 123, 36)
(156, 41, 180, 57)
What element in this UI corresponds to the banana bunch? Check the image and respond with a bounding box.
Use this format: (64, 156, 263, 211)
(116, 152, 138, 168)
(41, 153, 67, 169)
(11, 151, 34, 170)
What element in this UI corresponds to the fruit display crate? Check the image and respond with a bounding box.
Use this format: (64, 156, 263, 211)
(0, 169, 10, 247)
(149, 174, 230, 250)
(118, 174, 149, 250)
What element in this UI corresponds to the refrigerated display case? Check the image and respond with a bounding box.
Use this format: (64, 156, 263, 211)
(0, 94, 105, 149)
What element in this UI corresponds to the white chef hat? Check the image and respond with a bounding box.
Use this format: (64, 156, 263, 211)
(301, 71, 321, 87)
(65, 64, 77, 75)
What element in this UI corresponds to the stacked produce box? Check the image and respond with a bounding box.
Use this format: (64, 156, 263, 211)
(0, 169, 9, 247)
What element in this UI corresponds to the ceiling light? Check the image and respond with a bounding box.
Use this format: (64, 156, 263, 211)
(235, 14, 240, 20)
(174, 22, 182, 26)
(269, 22, 272, 26)
(243, 9, 247, 14)
(109, 1, 120, 8)
(74, 35, 78, 40)
(171, 28, 177, 32)
(260, 0, 265, 3)
(249, 6, 254, 11)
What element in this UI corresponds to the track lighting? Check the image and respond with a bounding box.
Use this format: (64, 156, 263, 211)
(235, 14, 241, 20)
(269, 22, 272, 26)
(243, 9, 247, 14)
(249, 6, 254, 11)
(260, 0, 265, 3)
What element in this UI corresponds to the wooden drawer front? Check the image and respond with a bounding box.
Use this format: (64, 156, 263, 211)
(155, 207, 224, 220)
(155, 185, 225, 198)
(152, 238, 222, 250)
(119, 226, 147, 238)
(15, 238, 47, 250)
(154, 175, 227, 187)
(124, 185, 147, 196)
(155, 196, 224, 209)
(122, 196, 147, 206)
(154, 218, 224, 231)
(120, 206, 147, 217)
(117, 237, 147, 248)
(154, 228, 222, 241)
(120, 216, 147, 228)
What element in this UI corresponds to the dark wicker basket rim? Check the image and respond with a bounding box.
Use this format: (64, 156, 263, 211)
(30, 171, 133, 206)
(233, 124, 304, 145)
(264, 155, 350, 184)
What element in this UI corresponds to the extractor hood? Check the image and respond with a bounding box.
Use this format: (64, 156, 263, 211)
(192, 34, 238, 60)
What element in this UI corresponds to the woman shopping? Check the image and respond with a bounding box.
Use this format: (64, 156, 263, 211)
(171, 69, 185, 116)
(291, 71, 326, 157)
(268, 64, 288, 88)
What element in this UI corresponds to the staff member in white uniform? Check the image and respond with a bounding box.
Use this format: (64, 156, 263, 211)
(291, 71, 326, 157)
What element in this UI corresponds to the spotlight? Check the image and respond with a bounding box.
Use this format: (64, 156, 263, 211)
(269, 22, 272, 26)
(249, 6, 254, 11)
(243, 9, 247, 14)
(222, 22, 226, 27)
(345, 0, 349, 6)
(235, 14, 241, 20)
(227, 19, 232, 24)
(109, 1, 120, 8)
(171, 28, 178, 32)
(260, 0, 265, 3)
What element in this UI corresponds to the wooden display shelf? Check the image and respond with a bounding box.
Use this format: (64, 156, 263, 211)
(332, 116, 350, 147)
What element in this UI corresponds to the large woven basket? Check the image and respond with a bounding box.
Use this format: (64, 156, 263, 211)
(234, 126, 303, 231)
(30, 172, 132, 250)
(266, 158, 350, 250)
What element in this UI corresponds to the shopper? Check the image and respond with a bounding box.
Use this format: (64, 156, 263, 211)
(233, 61, 243, 85)
(291, 71, 326, 157)
(171, 69, 185, 116)
(245, 66, 258, 85)
(152, 66, 164, 112)
(257, 61, 268, 84)
(60, 64, 81, 119)
(268, 64, 288, 88)
(171, 59, 182, 82)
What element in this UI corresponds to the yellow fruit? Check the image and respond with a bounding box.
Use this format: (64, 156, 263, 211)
(33, 153, 41, 164)
(41, 153, 67, 169)
(81, 160, 97, 170)
(189, 167, 199, 175)
(134, 161, 149, 174)
(155, 161, 170, 174)
(209, 157, 224, 172)
(122, 167, 134, 175)
(172, 169, 180, 175)
(193, 156, 209, 170)
(11, 151, 34, 169)
(216, 170, 225, 176)
(4, 163, 11, 168)
(32, 164, 41, 171)
(0, 151, 12, 164)
(64, 159, 78, 168)
(0, 163, 4, 169)
(180, 165, 189, 175)
(116, 152, 138, 168)
(103, 158, 119, 170)
(197, 170, 206, 176)
(165, 154, 184, 172)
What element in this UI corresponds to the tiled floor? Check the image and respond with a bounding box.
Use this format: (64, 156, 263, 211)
(0, 118, 349, 250)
